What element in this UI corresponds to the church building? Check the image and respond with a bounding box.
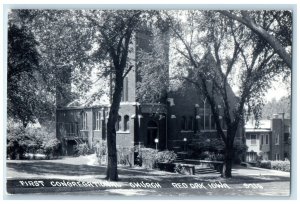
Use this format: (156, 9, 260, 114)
(55, 26, 244, 159)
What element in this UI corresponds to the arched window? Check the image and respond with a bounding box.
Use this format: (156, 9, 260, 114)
(116, 115, 121, 131)
(124, 115, 130, 131)
(181, 116, 187, 130)
(121, 77, 129, 102)
(82, 112, 88, 130)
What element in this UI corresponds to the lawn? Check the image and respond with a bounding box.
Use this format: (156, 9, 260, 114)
(5, 155, 291, 197)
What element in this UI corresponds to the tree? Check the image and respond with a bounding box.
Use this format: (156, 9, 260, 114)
(84, 10, 151, 181)
(7, 20, 45, 127)
(8, 10, 96, 126)
(218, 10, 292, 69)
(8, 9, 159, 181)
(261, 96, 291, 119)
(166, 10, 289, 177)
(136, 24, 170, 103)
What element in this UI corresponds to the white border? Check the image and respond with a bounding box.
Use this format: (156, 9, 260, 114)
(1, 0, 299, 203)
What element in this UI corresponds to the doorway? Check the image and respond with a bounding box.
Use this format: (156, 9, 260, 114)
(147, 120, 158, 148)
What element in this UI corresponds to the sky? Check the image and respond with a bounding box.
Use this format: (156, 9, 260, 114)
(265, 81, 290, 102)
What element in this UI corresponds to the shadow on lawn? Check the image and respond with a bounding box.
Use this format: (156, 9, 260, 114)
(7, 161, 174, 177)
(7, 161, 290, 185)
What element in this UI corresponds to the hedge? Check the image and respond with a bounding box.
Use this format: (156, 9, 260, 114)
(257, 160, 290, 172)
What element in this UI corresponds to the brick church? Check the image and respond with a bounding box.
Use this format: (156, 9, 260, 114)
(55, 26, 243, 157)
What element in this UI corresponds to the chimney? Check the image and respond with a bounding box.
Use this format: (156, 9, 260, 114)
(278, 112, 285, 121)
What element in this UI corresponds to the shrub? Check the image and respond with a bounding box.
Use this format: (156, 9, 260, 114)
(257, 160, 290, 172)
(156, 150, 177, 163)
(117, 146, 134, 167)
(138, 148, 158, 169)
(233, 142, 248, 164)
(174, 164, 194, 175)
(94, 142, 134, 166)
(42, 138, 60, 159)
(271, 160, 290, 172)
(7, 121, 60, 160)
(135, 148, 177, 169)
(74, 143, 90, 156)
(94, 141, 108, 165)
(199, 151, 211, 160)
(257, 160, 271, 169)
(174, 163, 184, 174)
(189, 136, 246, 164)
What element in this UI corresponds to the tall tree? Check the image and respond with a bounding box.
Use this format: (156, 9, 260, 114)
(7, 17, 46, 127)
(9, 9, 157, 181)
(84, 10, 150, 181)
(7, 10, 91, 126)
(218, 10, 292, 69)
(166, 10, 290, 177)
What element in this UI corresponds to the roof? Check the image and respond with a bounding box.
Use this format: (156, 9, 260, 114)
(245, 119, 271, 131)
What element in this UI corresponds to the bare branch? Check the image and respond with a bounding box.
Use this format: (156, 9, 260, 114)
(218, 10, 292, 68)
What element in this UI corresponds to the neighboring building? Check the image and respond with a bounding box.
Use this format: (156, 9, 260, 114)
(56, 28, 244, 161)
(245, 113, 291, 163)
(245, 119, 271, 162)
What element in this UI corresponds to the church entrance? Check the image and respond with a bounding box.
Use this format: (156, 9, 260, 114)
(147, 120, 158, 149)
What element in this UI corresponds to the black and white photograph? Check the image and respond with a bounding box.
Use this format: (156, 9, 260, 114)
(3, 4, 295, 198)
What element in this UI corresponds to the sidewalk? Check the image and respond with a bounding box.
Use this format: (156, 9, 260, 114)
(5, 156, 291, 196)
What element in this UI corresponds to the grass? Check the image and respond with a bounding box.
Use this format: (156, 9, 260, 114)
(6, 155, 291, 196)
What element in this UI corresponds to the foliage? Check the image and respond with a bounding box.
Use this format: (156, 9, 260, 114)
(261, 96, 291, 119)
(257, 160, 290, 172)
(233, 142, 248, 164)
(218, 10, 292, 69)
(174, 164, 194, 175)
(74, 143, 93, 156)
(7, 21, 52, 127)
(136, 26, 169, 103)
(8, 10, 90, 126)
(271, 160, 290, 172)
(117, 146, 134, 167)
(94, 140, 108, 165)
(94, 142, 133, 166)
(163, 10, 290, 177)
(7, 121, 60, 159)
(257, 160, 271, 169)
(189, 136, 246, 164)
(137, 148, 158, 169)
(156, 150, 177, 163)
(136, 148, 177, 169)
(93, 140, 107, 157)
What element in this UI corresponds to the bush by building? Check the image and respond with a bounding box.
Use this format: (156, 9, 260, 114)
(156, 150, 177, 163)
(7, 121, 60, 160)
(257, 160, 290, 172)
(134, 147, 177, 169)
(117, 146, 134, 167)
(74, 143, 94, 156)
(189, 137, 247, 164)
(94, 141, 134, 166)
(270, 160, 290, 172)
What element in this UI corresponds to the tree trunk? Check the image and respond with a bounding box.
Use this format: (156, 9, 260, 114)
(106, 116, 118, 181)
(106, 72, 123, 181)
(222, 146, 233, 178)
